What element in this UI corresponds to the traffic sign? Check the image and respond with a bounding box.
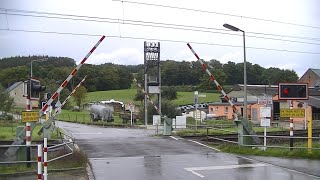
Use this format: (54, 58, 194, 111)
(260, 118, 271, 127)
(258, 95, 272, 105)
(260, 107, 271, 118)
(22, 111, 39, 122)
(280, 109, 305, 118)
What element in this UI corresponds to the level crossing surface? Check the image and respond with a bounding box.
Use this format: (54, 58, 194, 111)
(56, 121, 320, 180)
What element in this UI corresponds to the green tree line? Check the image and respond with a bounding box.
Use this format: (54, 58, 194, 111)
(0, 56, 298, 92)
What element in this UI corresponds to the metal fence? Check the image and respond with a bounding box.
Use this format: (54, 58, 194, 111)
(205, 127, 320, 151)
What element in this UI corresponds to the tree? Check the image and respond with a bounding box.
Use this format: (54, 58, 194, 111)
(160, 100, 182, 119)
(198, 69, 226, 91)
(134, 89, 145, 104)
(0, 86, 14, 115)
(162, 86, 177, 100)
(72, 86, 87, 108)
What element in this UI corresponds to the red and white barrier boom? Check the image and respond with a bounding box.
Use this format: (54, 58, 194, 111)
(40, 36, 105, 115)
(187, 43, 261, 144)
(133, 78, 161, 115)
(39, 75, 88, 133)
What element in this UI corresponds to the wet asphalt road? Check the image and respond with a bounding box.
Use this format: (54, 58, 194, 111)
(56, 121, 320, 180)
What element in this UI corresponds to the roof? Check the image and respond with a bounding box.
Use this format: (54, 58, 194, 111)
(301, 96, 320, 109)
(231, 84, 278, 96)
(314, 80, 320, 88)
(209, 101, 257, 106)
(311, 69, 320, 78)
(5, 81, 23, 93)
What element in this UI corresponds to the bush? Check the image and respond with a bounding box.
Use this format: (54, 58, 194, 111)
(0, 114, 14, 121)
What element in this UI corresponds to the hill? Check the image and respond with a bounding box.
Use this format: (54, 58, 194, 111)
(84, 88, 220, 106)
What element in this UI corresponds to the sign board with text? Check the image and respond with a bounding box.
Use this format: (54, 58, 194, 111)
(21, 111, 39, 122)
(280, 109, 305, 118)
(260, 118, 271, 127)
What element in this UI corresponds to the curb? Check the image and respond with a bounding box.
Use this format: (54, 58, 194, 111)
(86, 162, 96, 180)
(0, 167, 86, 177)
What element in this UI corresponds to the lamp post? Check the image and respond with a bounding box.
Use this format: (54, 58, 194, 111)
(31, 58, 48, 78)
(30, 58, 48, 109)
(223, 23, 247, 119)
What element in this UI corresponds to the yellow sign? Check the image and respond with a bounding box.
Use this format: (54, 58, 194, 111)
(280, 109, 305, 118)
(22, 111, 39, 122)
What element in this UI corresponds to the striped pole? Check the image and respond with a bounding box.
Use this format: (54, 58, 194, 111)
(40, 36, 105, 115)
(133, 78, 161, 115)
(53, 75, 88, 118)
(186, 43, 262, 144)
(40, 76, 88, 131)
(26, 95, 31, 167)
(289, 100, 294, 150)
(186, 43, 240, 117)
(37, 144, 42, 180)
(43, 138, 48, 180)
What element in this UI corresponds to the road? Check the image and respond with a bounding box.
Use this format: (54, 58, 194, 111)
(56, 121, 320, 180)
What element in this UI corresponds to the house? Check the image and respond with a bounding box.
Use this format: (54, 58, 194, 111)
(298, 68, 320, 87)
(5, 81, 40, 108)
(208, 84, 278, 120)
(208, 68, 320, 122)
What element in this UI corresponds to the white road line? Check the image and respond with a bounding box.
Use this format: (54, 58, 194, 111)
(185, 163, 267, 171)
(236, 155, 320, 179)
(187, 140, 221, 152)
(184, 163, 266, 178)
(170, 136, 179, 140)
(186, 170, 205, 178)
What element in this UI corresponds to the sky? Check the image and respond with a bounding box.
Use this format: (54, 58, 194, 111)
(0, 0, 319, 78)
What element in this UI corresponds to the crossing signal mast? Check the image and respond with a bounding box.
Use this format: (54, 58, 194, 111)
(28, 78, 46, 100)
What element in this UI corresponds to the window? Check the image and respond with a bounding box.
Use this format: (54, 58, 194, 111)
(225, 107, 229, 114)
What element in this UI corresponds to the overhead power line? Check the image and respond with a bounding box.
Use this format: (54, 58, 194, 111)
(1, 28, 320, 55)
(1, 8, 320, 42)
(1, 9, 320, 46)
(113, 0, 320, 30)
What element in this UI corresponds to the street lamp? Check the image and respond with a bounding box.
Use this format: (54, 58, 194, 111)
(223, 23, 247, 119)
(29, 58, 48, 109)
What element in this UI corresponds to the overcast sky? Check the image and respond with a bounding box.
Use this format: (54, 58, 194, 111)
(0, 0, 319, 78)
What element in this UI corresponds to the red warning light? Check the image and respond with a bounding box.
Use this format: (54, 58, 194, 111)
(283, 88, 289, 96)
(278, 83, 308, 100)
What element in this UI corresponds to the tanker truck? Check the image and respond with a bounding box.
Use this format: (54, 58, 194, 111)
(89, 104, 114, 122)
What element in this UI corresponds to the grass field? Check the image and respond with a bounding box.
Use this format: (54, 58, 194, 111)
(85, 89, 139, 104)
(85, 89, 220, 106)
(173, 92, 220, 105)
(0, 121, 60, 141)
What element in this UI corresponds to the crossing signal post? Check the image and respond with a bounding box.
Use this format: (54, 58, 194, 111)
(25, 78, 45, 167)
(278, 82, 308, 150)
(278, 83, 308, 100)
(28, 78, 46, 100)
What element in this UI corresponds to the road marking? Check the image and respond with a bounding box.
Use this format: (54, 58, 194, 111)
(72, 132, 103, 135)
(185, 163, 267, 178)
(187, 140, 221, 152)
(235, 155, 320, 179)
(186, 170, 205, 178)
(170, 136, 179, 140)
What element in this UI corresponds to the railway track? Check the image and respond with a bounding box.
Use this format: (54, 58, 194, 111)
(182, 129, 320, 144)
